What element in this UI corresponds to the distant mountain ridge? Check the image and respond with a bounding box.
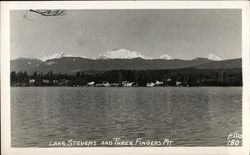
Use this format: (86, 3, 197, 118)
(11, 49, 240, 74)
(41, 52, 87, 62)
(11, 58, 43, 72)
(11, 56, 241, 75)
(36, 49, 223, 61)
(197, 58, 241, 69)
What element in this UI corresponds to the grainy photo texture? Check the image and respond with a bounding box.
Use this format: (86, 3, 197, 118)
(10, 9, 242, 147)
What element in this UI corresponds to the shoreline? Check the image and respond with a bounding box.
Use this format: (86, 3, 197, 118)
(10, 85, 242, 88)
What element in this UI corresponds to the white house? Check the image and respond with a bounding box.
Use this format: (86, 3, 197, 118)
(122, 81, 134, 87)
(29, 79, 35, 83)
(155, 80, 163, 86)
(103, 82, 111, 87)
(146, 82, 155, 87)
(176, 81, 182, 86)
(87, 81, 95, 86)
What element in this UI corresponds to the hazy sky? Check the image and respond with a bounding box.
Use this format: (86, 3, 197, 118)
(10, 9, 241, 60)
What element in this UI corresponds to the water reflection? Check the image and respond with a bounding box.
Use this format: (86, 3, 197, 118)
(11, 87, 242, 147)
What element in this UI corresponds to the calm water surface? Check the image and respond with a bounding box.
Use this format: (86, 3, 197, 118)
(11, 87, 242, 147)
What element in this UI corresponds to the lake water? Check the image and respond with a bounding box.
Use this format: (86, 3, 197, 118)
(11, 87, 242, 147)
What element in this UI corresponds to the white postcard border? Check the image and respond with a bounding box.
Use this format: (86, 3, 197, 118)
(1, 1, 249, 155)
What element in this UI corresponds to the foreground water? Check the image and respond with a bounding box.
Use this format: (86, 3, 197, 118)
(11, 87, 242, 147)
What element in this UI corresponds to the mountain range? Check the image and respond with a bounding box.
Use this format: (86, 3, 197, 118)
(11, 49, 241, 75)
(40, 49, 221, 61)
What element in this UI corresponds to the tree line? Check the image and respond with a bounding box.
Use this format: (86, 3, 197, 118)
(10, 68, 242, 87)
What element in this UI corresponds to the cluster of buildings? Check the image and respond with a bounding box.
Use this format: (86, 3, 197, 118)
(29, 79, 70, 86)
(27, 78, 187, 87)
(87, 80, 167, 87)
(87, 81, 135, 87)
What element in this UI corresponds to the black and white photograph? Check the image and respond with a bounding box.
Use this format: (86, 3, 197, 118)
(1, 1, 250, 155)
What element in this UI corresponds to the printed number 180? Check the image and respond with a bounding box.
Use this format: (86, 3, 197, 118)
(227, 139, 240, 146)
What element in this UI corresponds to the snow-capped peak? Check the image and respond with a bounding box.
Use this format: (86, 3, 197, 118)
(208, 53, 222, 61)
(99, 48, 152, 59)
(157, 54, 173, 60)
(41, 52, 74, 61)
(80, 56, 87, 59)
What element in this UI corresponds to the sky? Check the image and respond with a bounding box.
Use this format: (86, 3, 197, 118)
(10, 9, 241, 60)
